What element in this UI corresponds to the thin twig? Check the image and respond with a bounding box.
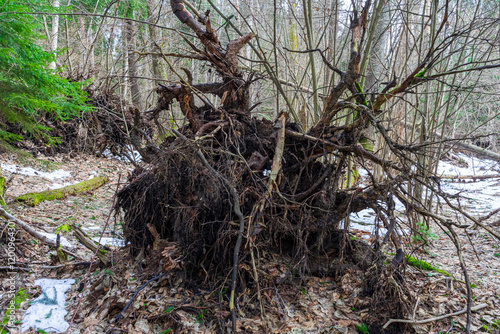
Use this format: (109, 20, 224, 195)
(112, 272, 167, 325)
(0, 207, 79, 258)
(382, 303, 487, 329)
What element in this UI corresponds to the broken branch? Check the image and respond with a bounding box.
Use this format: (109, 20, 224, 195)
(382, 303, 487, 329)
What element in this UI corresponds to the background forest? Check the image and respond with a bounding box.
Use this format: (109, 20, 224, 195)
(2, 0, 500, 150)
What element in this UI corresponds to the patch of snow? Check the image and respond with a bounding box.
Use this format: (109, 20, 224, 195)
(38, 232, 74, 249)
(92, 237, 126, 247)
(357, 167, 369, 177)
(1, 163, 71, 181)
(88, 171, 99, 179)
(345, 209, 389, 236)
(21, 278, 75, 333)
(102, 145, 142, 163)
(437, 153, 498, 176)
(437, 155, 500, 213)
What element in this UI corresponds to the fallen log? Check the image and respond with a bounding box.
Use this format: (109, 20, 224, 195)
(0, 171, 5, 205)
(439, 174, 500, 181)
(439, 134, 500, 162)
(15, 175, 108, 207)
(0, 206, 78, 257)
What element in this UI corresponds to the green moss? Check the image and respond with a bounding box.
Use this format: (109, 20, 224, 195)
(343, 167, 359, 188)
(0, 139, 33, 161)
(354, 82, 368, 108)
(0, 172, 5, 205)
(415, 68, 428, 78)
(16, 176, 108, 207)
(359, 137, 373, 152)
(405, 255, 453, 277)
(2, 288, 29, 330)
(0, 140, 61, 171)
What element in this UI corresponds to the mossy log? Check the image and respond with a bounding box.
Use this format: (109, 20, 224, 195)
(15, 175, 108, 207)
(405, 255, 453, 277)
(0, 172, 6, 205)
(387, 252, 453, 277)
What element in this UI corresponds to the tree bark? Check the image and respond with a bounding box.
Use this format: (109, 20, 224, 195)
(126, 5, 143, 111)
(48, 0, 61, 70)
(147, 0, 162, 87)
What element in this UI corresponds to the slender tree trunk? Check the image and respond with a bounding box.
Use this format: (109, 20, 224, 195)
(48, 0, 60, 70)
(122, 21, 129, 102)
(126, 6, 143, 110)
(302, 0, 319, 121)
(147, 0, 161, 87)
(359, 0, 385, 91)
(273, 0, 279, 117)
(79, 17, 86, 76)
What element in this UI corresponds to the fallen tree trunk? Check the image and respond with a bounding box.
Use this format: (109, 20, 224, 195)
(439, 174, 500, 180)
(439, 134, 500, 162)
(0, 207, 78, 257)
(15, 175, 108, 207)
(0, 172, 5, 205)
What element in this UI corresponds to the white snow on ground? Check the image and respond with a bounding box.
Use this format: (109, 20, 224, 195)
(38, 232, 74, 249)
(92, 237, 126, 247)
(21, 279, 75, 333)
(437, 153, 500, 213)
(0, 163, 102, 190)
(86, 225, 102, 230)
(344, 209, 388, 236)
(437, 153, 499, 176)
(0, 163, 71, 181)
(357, 167, 369, 178)
(1, 163, 75, 189)
(349, 154, 500, 236)
(102, 145, 142, 162)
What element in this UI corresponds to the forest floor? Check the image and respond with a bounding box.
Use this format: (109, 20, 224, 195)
(0, 150, 499, 334)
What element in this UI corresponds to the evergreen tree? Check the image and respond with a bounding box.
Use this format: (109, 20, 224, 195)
(0, 0, 91, 144)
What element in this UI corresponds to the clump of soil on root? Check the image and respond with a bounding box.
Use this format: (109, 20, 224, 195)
(114, 112, 413, 332)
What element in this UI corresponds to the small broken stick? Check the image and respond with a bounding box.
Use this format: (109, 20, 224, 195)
(72, 225, 110, 265)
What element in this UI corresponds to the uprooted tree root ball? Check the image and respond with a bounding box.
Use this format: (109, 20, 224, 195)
(111, 0, 484, 332)
(114, 118, 412, 330)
